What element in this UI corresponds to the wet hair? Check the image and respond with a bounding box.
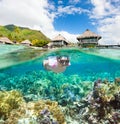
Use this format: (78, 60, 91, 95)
(57, 56, 69, 66)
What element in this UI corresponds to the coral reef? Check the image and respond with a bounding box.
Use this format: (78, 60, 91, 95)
(0, 90, 24, 120)
(34, 100, 66, 124)
(7, 100, 66, 124)
(0, 71, 94, 105)
(37, 108, 58, 124)
(0, 90, 66, 124)
(63, 78, 120, 124)
(0, 69, 120, 124)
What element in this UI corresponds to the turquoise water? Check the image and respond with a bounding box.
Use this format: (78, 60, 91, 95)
(0, 45, 47, 69)
(0, 44, 25, 55)
(0, 46, 120, 104)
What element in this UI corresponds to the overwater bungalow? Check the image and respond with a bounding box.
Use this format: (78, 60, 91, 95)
(51, 34, 69, 47)
(77, 29, 102, 48)
(21, 39, 32, 46)
(0, 37, 13, 44)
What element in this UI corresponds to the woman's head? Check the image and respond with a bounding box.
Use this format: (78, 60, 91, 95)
(57, 56, 70, 66)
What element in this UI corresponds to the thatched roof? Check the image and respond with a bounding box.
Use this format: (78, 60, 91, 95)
(21, 39, 32, 45)
(77, 29, 102, 40)
(52, 34, 68, 43)
(0, 37, 13, 44)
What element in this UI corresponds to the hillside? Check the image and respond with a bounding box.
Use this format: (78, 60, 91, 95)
(0, 24, 50, 47)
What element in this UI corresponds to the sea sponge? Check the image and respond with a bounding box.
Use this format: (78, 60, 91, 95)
(34, 100, 66, 124)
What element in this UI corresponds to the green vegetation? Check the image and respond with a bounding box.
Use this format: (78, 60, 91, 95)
(0, 24, 50, 47)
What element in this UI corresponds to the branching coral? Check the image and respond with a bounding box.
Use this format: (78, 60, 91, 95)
(63, 78, 120, 124)
(1, 70, 93, 104)
(0, 90, 24, 120)
(0, 90, 66, 124)
(84, 79, 120, 122)
(34, 100, 66, 124)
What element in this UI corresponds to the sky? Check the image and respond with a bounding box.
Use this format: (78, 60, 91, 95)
(0, 0, 120, 45)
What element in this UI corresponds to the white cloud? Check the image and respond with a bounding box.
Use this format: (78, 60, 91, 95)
(0, 0, 55, 37)
(91, 0, 115, 18)
(98, 15, 120, 45)
(90, 0, 120, 45)
(58, 0, 63, 5)
(57, 5, 89, 15)
(60, 31, 79, 43)
(0, 0, 79, 43)
(52, 31, 78, 43)
(69, 0, 81, 4)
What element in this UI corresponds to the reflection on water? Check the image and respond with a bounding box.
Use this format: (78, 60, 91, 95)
(43, 56, 71, 73)
(0, 44, 25, 55)
(0, 47, 47, 69)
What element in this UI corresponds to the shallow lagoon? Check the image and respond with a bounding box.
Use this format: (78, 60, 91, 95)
(0, 45, 120, 102)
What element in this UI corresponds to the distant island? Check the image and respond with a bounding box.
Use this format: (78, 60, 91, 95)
(0, 24, 50, 47)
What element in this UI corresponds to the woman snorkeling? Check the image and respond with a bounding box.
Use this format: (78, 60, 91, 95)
(43, 56, 70, 73)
